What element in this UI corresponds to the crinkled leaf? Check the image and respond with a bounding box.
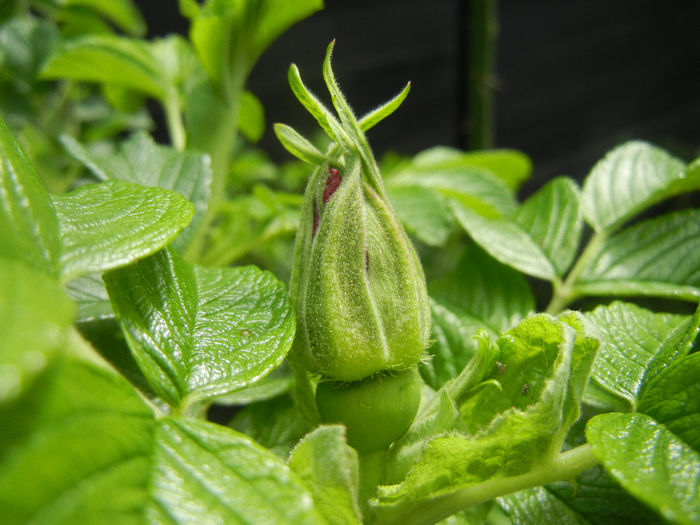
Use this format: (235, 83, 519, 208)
(229, 394, 309, 458)
(515, 177, 583, 276)
(386, 184, 453, 246)
(61, 131, 211, 250)
(64, 0, 146, 36)
(41, 34, 166, 98)
(577, 209, 700, 301)
(0, 258, 73, 404)
(581, 141, 693, 232)
(638, 352, 700, 450)
(386, 335, 498, 485)
(104, 248, 295, 408)
(586, 412, 700, 525)
(288, 425, 362, 525)
(423, 245, 534, 389)
(0, 357, 323, 524)
(422, 300, 490, 390)
(374, 315, 597, 521)
(53, 180, 194, 281)
(583, 301, 689, 407)
(386, 389, 461, 484)
(458, 313, 595, 435)
(451, 203, 557, 280)
(0, 114, 60, 277)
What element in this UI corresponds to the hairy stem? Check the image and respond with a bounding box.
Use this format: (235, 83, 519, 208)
(378, 443, 598, 525)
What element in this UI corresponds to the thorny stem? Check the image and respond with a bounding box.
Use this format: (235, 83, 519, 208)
(376, 443, 599, 525)
(545, 231, 608, 314)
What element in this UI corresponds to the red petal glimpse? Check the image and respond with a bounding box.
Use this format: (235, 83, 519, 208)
(323, 168, 342, 203)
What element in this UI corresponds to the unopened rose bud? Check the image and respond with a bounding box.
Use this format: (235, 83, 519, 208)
(291, 156, 430, 382)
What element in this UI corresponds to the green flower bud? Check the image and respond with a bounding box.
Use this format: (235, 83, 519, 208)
(291, 157, 430, 382)
(278, 41, 430, 383)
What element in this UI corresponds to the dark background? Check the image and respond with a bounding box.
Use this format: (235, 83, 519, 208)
(138, 0, 700, 196)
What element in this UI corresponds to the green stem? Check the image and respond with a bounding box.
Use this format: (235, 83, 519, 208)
(359, 450, 388, 517)
(380, 443, 598, 525)
(164, 92, 186, 151)
(466, 0, 498, 150)
(545, 231, 608, 314)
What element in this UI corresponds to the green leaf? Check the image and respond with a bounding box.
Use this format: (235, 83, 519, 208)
(576, 209, 700, 301)
(643, 305, 699, 387)
(405, 146, 531, 191)
(388, 159, 518, 219)
(152, 417, 322, 524)
(229, 394, 309, 458)
(104, 248, 295, 408)
(288, 425, 362, 525)
(375, 315, 597, 519)
(66, 273, 113, 322)
(498, 487, 589, 525)
(41, 34, 166, 98)
(187, 0, 322, 82)
(515, 177, 583, 276)
(240, 89, 265, 142)
(386, 389, 460, 485)
(581, 141, 693, 233)
(0, 15, 59, 87)
(0, 114, 61, 277)
(586, 412, 700, 525)
(213, 364, 293, 405)
(386, 184, 453, 246)
(64, 0, 147, 36)
(53, 180, 194, 281)
(544, 465, 664, 525)
(0, 357, 323, 524)
(61, 131, 211, 250)
(274, 123, 330, 165)
(1, 115, 193, 282)
(451, 204, 557, 281)
(0, 258, 74, 404)
(423, 245, 534, 389)
(583, 301, 688, 408)
(638, 352, 700, 450)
